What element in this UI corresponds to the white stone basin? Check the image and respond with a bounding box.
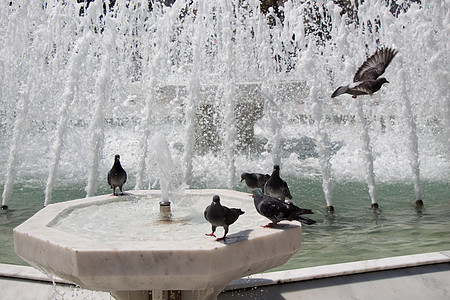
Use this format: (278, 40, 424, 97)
(14, 189, 302, 300)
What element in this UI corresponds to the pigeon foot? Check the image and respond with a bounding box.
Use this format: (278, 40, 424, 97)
(262, 223, 276, 228)
(205, 233, 216, 237)
(352, 95, 357, 98)
(215, 236, 226, 241)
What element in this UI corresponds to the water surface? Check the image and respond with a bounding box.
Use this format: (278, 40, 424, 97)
(2, 179, 448, 272)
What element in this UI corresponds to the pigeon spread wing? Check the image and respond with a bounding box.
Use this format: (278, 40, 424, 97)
(353, 48, 398, 82)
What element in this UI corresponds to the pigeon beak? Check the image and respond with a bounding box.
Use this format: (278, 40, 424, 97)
(240, 178, 244, 182)
(386, 80, 389, 84)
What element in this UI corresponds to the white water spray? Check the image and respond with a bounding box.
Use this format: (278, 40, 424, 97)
(154, 134, 174, 204)
(399, 62, 422, 202)
(44, 27, 92, 206)
(135, 10, 162, 190)
(355, 99, 377, 206)
(311, 86, 333, 209)
(1, 85, 29, 209)
(182, 2, 203, 188)
(221, 1, 237, 189)
(86, 14, 115, 197)
(1, 1, 448, 210)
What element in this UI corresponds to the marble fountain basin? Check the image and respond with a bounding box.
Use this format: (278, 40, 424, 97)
(13, 189, 302, 300)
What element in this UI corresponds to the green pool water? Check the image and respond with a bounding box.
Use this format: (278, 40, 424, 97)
(1, 178, 449, 271)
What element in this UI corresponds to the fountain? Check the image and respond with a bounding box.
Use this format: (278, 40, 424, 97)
(14, 189, 302, 299)
(1, 0, 449, 298)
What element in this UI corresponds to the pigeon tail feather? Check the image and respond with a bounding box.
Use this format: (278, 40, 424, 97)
(331, 85, 348, 98)
(296, 215, 317, 225)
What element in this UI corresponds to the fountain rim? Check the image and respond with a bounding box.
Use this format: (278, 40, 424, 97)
(12, 189, 302, 293)
(14, 189, 301, 251)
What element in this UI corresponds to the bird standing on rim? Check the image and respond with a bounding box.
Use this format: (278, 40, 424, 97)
(204, 195, 245, 241)
(264, 165, 293, 203)
(252, 189, 315, 227)
(107, 154, 127, 196)
(331, 47, 398, 98)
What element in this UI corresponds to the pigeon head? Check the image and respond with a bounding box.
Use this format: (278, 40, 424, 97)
(273, 165, 280, 171)
(212, 195, 221, 204)
(240, 173, 248, 182)
(115, 154, 120, 161)
(372, 77, 389, 93)
(379, 78, 389, 84)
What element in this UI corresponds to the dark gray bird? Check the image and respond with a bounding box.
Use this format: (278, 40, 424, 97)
(264, 165, 293, 202)
(252, 189, 315, 227)
(107, 154, 127, 196)
(331, 47, 398, 98)
(204, 195, 245, 241)
(241, 172, 270, 193)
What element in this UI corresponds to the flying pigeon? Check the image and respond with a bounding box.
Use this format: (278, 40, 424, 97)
(241, 172, 270, 193)
(264, 165, 293, 202)
(107, 154, 127, 196)
(331, 47, 398, 98)
(252, 188, 315, 227)
(204, 195, 245, 241)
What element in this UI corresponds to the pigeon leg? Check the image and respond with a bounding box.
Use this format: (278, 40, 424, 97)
(205, 226, 216, 237)
(119, 186, 125, 196)
(216, 226, 229, 241)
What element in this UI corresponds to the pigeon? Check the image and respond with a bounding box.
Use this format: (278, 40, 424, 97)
(264, 165, 293, 202)
(241, 172, 270, 193)
(252, 188, 316, 227)
(107, 154, 127, 196)
(331, 47, 398, 98)
(204, 195, 245, 241)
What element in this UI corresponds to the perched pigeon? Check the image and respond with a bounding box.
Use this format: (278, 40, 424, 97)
(264, 165, 293, 202)
(241, 172, 270, 193)
(331, 47, 398, 98)
(204, 195, 245, 241)
(252, 189, 316, 227)
(107, 154, 127, 196)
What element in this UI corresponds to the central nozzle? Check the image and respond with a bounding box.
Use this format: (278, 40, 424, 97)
(159, 200, 172, 222)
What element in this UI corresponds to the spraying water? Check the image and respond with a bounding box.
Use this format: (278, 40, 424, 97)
(1, 85, 29, 209)
(399, 60, 422, 204)
(154, 134, 175, 203)
(0, 0, 448, 210)
(355, 99, 377, 207)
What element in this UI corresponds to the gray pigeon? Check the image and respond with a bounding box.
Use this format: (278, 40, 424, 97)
(107, 154, 127, 196)
(252, 189, 315, 227)
(264, 165, 293, 202)
(204, 195, 245, 241)
(331, 47, 398, 98)
(241, 172, 270, 193)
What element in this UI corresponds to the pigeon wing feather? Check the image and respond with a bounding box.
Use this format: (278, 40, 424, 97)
(353, 48, 398, 82)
